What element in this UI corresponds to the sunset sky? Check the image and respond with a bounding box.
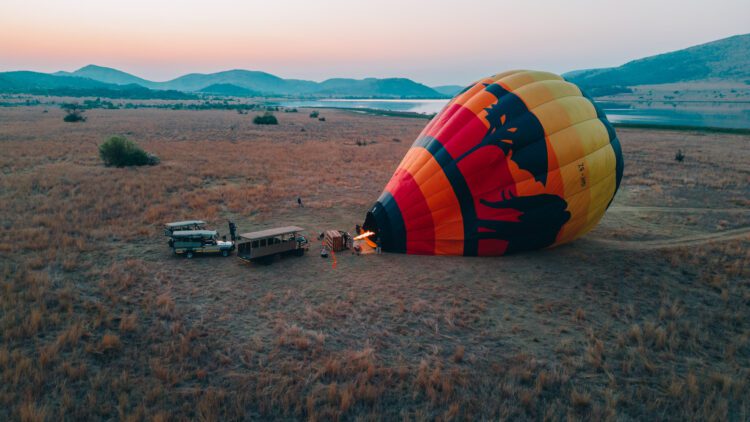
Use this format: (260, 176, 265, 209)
(1, 0, 748, 85)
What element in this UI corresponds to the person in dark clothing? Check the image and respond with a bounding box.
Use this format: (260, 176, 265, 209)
(297, 196, 304, 207)
(228, 220, 237, 241)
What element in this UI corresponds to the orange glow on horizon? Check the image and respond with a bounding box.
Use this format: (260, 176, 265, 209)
(1, 0, 748, 84)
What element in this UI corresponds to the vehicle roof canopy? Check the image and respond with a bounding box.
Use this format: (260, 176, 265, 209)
(165, 220, 206, 228)
(239, 226, 304, 241)
(171, 230, 217, 237)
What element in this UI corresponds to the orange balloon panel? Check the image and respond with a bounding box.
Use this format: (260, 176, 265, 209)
(363, 70, 623, 255)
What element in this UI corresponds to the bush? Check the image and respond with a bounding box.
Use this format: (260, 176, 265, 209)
(61, 103, 86, 122)
(309, 111, 319, 118)
(675, 149, 685, 162)
(253, 112, 278, 125)
(98, 136, 159, 167)
(63, 113, 85, 122)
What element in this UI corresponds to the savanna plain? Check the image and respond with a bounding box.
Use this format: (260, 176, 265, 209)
(0, 106, 748, 421)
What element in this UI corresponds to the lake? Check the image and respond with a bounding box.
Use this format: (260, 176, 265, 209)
(275, 99, 750, 130)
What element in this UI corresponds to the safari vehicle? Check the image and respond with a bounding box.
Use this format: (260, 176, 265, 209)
(236, 226, 308, 264)
(164, 220, 206, 236)
(170, 230, 235, 258)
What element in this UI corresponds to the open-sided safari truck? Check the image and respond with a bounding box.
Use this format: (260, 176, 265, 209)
(164, 220, 206, 236)
(170, 230, 235, 258)
(237, 226, 308, 264)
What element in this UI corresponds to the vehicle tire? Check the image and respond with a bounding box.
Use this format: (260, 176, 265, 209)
(222, 250, 229, 257)
(186, 251, 194, 259)
(262, 255, 275, 265)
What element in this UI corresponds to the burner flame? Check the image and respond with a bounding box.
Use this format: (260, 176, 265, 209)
(353, 231, 375, 240)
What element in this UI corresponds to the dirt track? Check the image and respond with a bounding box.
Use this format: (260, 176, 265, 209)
(600, 205, 750, 249)
(609, 205, 750, 214)
(592, 226, 750, 249)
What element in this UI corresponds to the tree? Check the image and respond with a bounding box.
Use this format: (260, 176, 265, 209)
(61, 103, 86, 122)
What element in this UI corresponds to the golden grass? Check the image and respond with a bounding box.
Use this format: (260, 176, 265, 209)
(100, 333, 121, 351)
(18, 402, 47, 422)
(0, 107, 748, 419)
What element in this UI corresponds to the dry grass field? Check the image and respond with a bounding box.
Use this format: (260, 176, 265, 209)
(1, 106, 749, 421)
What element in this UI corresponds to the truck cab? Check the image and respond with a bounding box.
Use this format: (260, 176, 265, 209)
(170, 229, 234, 258)
(237, 226, 308, 264)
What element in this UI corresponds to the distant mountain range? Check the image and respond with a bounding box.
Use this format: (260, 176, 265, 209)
(0, 70, 194, 99)
(55, 65, 155, 87)
(432, 85, 465, 96)
(197, 83, 259, 97)
(564, 33, 750, 94)
(0, 33, 747, 100)
(0, 65, 449, 99)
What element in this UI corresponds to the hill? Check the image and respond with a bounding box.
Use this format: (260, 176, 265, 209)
(197, 83, 259, 97)
(55, 64, 157, 88)
(0, 71, 194, 99)
(316, 77, 443, 98)
(0, 71, 110, 91)
(432, 85, 464, 96)
(565, 33, 750, 89)
(158, 69, 318, 95)
(37, 66, 449, 98)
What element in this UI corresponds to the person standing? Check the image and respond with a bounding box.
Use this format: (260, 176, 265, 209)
(375, 237, 382, 254)
(297, 196, 304, 207)
(228, 220, 237, 241)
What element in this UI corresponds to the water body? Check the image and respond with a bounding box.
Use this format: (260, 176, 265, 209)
(276, 99, 750, 130)
(597, 101, 750, 130)
(276, 99, 448, 115)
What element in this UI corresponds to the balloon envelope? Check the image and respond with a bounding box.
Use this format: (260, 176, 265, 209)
(363, 70, 624, 256)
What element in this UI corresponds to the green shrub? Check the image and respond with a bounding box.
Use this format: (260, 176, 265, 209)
(253, 112, 278, 125)
(98, 136, 158, 167)
(63, 113, 85, 122)
(309, 111, 319, 118)
(61, 103, 86, 122)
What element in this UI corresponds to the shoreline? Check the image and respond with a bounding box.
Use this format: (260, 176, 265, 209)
(324, 106, 750, 134)
(610, 122, 750, 135)
(1, 100, 748, 133)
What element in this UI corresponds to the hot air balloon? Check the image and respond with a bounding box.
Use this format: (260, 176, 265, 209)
(362, 70, 623, 256)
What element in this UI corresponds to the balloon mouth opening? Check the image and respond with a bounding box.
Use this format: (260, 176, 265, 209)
(357, 211, 379, 248)
(361, 197, 407, 253)
(362, 211, 379, 238)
